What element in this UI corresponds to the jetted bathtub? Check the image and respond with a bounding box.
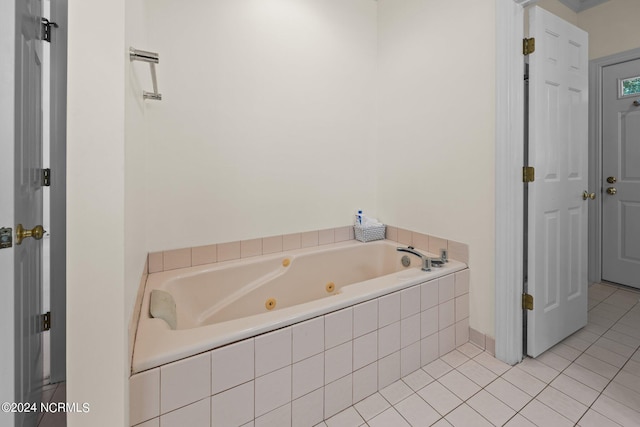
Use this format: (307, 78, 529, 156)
(132, 239, 467, 373)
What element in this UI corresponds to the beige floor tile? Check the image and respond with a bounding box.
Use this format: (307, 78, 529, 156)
(612, 369, 640, 394)
(563, 363, 610, 392)
(485, 378, 532, 412)
(536, 386, 588, 422)
(394, 394, 441, 427)
(585, 344, 629, 368)
(504, 414, 537, 427)
(368, 407, 410, 427)
(549, 343, 582, 361)
(456, 359, 497, 388)
(423, 358, 453, 379)
(574, 353, 619, 379)
(438, 370, 480, 401)
(536, 350, 572, 371)
(602, 381, 640, 413)
(502, 367, 547, 396)
(445, 404, 492, 427)
(520, 399, 573, 427)
(549, 374, 600, 406)
(440, 350, 469, 368)
(456, 342, 483, 359)
(402, 368, 434, 392)
(577, 409, 623, 427)
(417, 381, 463, 416)
(592, 394, 640, 426)
(467, 390, 515, 426)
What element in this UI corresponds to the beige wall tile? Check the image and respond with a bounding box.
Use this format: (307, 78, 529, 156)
(385, 226, 398, 242)
(469, 328, 486, 350)
(218, 241, 241, 262)
(148, 252, 164, 273)
(428, 236, 448, 256)
(318, 228, 335, 245)
(449, 240, 469, 264)
(334, 226, 351, 242)
(301, 230, 319, 248)
(241, 238, 262, 258)
(412, 233, 429, 251)
(262, 235, 283, 254)
(163, 248, 191, 271)
(283, 233, 301, 251)
(397, 228, 412, 245)
(191, 244, 217, 266)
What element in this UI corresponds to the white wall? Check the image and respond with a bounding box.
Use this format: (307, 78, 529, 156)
(67, 0, 128, 425)
(0, 1, 15, 425)
(578, 0, 640, 59)
(125, 0, 150, 370)
(143, 0, 378, 251)
(376, 0, 497, 336)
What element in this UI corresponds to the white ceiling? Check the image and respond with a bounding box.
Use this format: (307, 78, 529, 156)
(558, 0, 611, 13)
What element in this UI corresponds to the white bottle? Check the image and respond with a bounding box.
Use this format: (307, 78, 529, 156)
(355, 210, 363, 226)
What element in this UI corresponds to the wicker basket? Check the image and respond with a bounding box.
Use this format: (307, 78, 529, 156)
(354, 224, 386, 242)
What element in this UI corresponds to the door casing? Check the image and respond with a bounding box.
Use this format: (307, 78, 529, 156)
(588, 47, 640, 286)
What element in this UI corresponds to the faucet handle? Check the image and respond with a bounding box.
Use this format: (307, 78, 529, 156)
(440, 249, 448, 263)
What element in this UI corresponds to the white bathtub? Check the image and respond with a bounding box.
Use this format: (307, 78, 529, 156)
(132, 239, 466, 373)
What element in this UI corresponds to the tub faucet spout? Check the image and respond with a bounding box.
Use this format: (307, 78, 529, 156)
(396, 246, 431, 272)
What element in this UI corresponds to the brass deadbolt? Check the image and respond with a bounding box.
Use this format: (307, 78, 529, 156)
(282, 258, 290, 267)
(265, 298, 277, 310)
(15, 224, 45, 245)
(326, 282, 335, 293)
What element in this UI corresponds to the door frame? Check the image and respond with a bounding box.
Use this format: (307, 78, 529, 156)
(588, 47, 640, 285)
(495, 0, 535, 365)
(49, 0, 67, 384)
(0, 0, 17, 417)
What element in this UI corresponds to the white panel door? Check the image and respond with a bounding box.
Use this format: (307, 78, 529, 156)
(602, 58, 640, 289)
(15, 0, 45, 425)
(527, 6, 589, 357)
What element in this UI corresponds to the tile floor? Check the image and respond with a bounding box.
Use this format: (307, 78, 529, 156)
(39, 282, 640, 427)
(37, 381, 66, 427)
(316, 282, 640, 427)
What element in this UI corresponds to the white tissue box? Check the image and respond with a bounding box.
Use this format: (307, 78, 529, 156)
(354, 224, 386, 242)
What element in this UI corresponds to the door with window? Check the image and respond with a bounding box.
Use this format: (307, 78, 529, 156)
(602, 58, 640, 289)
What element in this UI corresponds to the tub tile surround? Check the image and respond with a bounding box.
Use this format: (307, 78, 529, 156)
(129, 269, 471, 426)
(146, 225, 469, 273)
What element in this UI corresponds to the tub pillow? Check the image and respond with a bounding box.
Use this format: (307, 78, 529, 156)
(149, 290, 177, 330)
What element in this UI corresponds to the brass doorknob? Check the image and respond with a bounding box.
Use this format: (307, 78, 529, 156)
(15, 224, 45, 245)
(606, 187, 617, 195)
(582, 191, 596, 200)
(607, 176, 617, 184)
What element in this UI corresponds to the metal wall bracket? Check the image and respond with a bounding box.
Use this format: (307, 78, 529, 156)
(129, 47, 162, 101)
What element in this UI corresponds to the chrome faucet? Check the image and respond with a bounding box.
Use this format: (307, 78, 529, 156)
(397, 246, 432, 271)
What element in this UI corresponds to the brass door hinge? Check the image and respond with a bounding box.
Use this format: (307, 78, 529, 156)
(42, 311, 51, 331)
(523, 166, 535, 183)
(523, 38, 535, 55)
(522, 294, 534, 311)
